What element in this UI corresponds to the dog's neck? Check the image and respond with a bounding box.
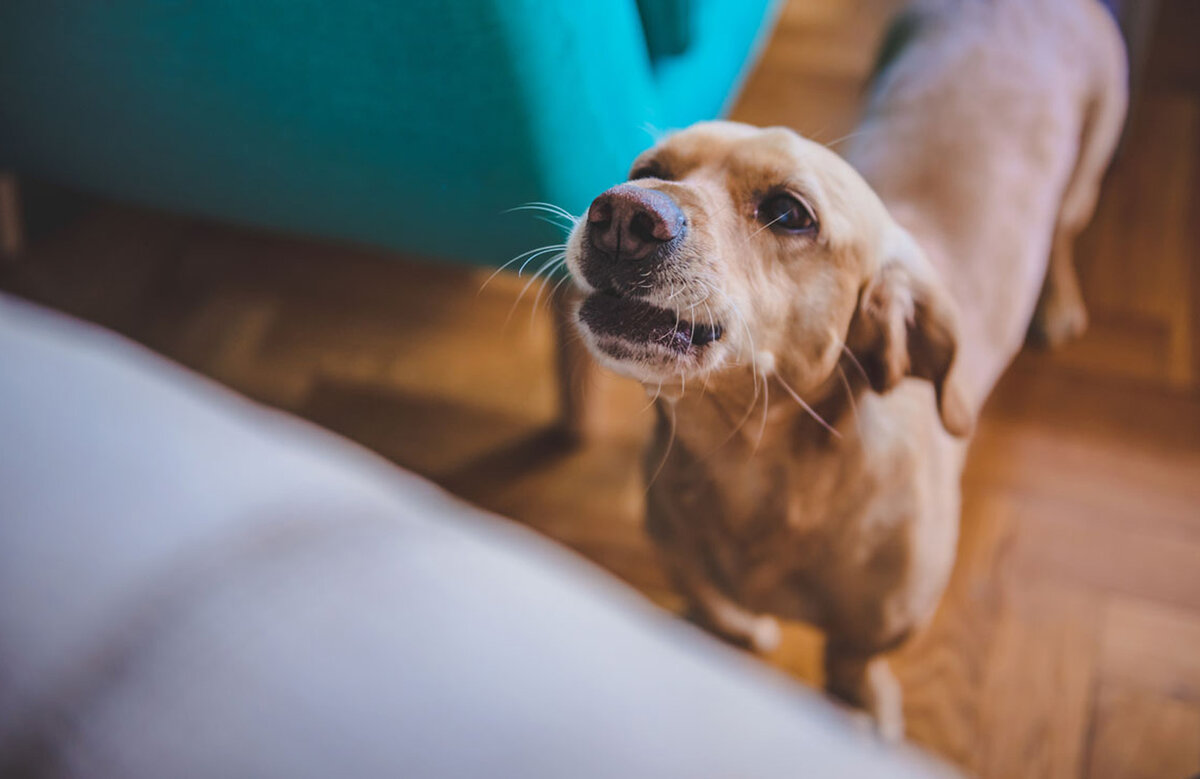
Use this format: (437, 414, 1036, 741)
(655, 360, 863, 460)
(650, 358, 962, 536)
(648, 362, 884, 536)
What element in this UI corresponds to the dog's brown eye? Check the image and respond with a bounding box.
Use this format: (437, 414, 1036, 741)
(757, 193, 817, 234)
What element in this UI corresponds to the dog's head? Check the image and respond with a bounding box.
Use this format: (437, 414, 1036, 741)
(565, 121, 972, 436)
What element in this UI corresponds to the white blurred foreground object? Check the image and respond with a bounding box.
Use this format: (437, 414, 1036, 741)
(0, 293, 954, 778)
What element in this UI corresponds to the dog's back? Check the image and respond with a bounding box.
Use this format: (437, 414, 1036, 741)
(846, 0, 1127, 404)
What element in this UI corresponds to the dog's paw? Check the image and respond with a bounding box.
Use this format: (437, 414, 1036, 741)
(865, 660, 905, 743)
(827, 655, 906, 742)
(684, 605, 781, 654)
(827, 690, 903, 743)
(748, 615, 783, 654)
(1031, 291, 1088, 349)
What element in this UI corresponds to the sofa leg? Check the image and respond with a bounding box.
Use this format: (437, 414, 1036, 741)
(0, 173, 24, 259)
(552, 286, 603, 441)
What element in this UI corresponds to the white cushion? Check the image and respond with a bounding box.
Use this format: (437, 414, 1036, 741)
(0, 294, 951, 778)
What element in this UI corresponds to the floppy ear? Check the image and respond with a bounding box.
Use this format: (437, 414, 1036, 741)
(847, 225, 974, 437)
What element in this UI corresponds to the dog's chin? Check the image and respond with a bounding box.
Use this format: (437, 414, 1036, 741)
(573, 291, 726, 384)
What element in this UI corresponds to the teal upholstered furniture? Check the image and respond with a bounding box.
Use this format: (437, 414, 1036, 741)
(0, 0, 781, 266)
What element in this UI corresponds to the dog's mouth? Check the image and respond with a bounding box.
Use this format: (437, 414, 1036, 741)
(577, 291, 724, 361)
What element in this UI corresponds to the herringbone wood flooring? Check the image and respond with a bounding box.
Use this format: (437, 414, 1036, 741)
(3, 1, 1198, 775)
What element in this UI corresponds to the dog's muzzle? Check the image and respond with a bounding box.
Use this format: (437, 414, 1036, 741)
(578, 184, 686, 295)
(587, 184, 686, 262)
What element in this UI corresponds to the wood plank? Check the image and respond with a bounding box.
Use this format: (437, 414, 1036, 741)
(892, 491, 1018, 774)
(1074, 93, 1199, 390)
(1087, 682, 1200, 779)
(964, 422, 1200, 541)
(300, 379, 544, 480)
(1010, 491, 1200, 613)
(975, 580, 1099, 779)
(1100, 596, 1200, 703)
(985, 355, 1200, 457)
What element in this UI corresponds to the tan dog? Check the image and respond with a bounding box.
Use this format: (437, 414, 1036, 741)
(563, 0, 1125, 738)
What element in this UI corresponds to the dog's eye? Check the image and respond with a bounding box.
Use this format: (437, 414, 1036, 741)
(630, 164, 669, 181)
(757, 193, 817, 234)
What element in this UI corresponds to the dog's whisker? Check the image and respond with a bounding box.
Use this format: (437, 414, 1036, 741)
(720, 366, 761, 449)
(527, 254, 567, 290)
(716, 297, 763, 445)
(671, 284, 683, 332)
(639, 121, 665, 143)
(530, 259, 569, 326)
(698, 295, 716, 400)
(840, 341, 871, 384)
(505, 202, 581, 223)
(505, 200, 574, 214)
(478, 243, 567, 294)
(645, 399, 677, 492)
(505, 203, 580, 236)
(775, 371, 843, 439)
(505, 253, 566, 327)
(639, 385, 660, 413)
(517, 244, 568, 276)
(645, 379, 667, 412)
(741, 211, 789, 246)
(754, 371, 771, 454)
(821, 129, 867, 150)
(806, 122, 833, 147)
(543, 272, 574, 313)
(701, 298, 718, 331)
(838, 364, 865, 441)
(726, 297, 761, 395)
(725, 396, 758, 451)
(532, 214, 576, 234)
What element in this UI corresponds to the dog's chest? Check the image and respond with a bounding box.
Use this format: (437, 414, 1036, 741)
(651, 439, 849, 603)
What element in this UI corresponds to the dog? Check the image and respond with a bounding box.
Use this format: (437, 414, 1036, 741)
(562, 0, 1126, 738)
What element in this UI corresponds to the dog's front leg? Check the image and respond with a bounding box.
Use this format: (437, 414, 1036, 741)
(658, 544, 782, 654)
(824, 643, 904, 742)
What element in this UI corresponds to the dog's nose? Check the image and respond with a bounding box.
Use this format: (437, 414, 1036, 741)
(587, 184, 686, 261)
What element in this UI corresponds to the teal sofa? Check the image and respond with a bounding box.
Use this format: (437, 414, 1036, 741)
(0, 0, 781, 266)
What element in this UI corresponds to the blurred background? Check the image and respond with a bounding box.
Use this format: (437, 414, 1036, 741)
(1, 0, 1197, 776)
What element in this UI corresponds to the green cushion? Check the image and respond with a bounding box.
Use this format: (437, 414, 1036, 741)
(0, 0, 781, 267)
(637, 0, 693, 60)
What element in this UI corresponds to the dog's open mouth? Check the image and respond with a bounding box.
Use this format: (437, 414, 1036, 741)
(578, 291, 723, 358)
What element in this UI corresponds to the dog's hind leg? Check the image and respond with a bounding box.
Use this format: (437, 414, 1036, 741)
(1033, 223, 1090, 348)
(1032, 21, 1128, 348)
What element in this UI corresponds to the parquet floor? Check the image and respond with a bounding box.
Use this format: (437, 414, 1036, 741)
(3, 1, 1198, 776)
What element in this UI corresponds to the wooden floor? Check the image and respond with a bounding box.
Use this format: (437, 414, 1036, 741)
(3, 1, 1199, 776)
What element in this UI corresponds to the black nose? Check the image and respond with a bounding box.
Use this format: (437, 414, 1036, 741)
(587, 184, 686, 261)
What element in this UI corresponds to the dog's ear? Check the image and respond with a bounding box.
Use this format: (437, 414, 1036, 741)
(847, 225, 974, 437)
